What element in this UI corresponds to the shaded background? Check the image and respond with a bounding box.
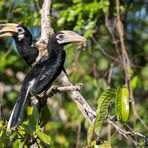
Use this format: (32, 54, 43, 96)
(0, 0, 148, 147)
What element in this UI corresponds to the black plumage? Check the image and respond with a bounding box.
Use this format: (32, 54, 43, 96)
(0, 24, 39, 66)
(13, 25, 39, 66)
(8, 37, 66, 129)
(0, 23, 86, 130)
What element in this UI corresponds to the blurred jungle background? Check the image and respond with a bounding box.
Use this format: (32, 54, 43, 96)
(0, 0, 148, 147)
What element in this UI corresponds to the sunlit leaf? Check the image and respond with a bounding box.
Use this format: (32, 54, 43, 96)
(27, 106, 33, 116)
(36, 131, 51, 145)
(26, 105, 39, 132)
(94, 89, 116, 135)
(131, 76, 139, 89)
(115, 86, 129, 123)
(87, 124, 94, 145)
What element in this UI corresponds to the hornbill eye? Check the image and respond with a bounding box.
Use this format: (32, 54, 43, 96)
(17, 27, 25, 33)
(56, 34, 64, 40)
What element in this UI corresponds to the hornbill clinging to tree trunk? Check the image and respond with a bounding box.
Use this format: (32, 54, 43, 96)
(0, 23, 86, 130)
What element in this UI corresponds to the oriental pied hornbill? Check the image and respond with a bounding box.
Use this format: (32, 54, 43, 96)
(0, 23, 38, 66)
(0, 23, 86, 130)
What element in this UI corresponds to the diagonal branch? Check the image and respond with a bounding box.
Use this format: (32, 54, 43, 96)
(57, 72, 96, 124)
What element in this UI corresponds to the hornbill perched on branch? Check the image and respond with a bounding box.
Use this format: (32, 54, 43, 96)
(0, 23, 86, 130)
(0, 23, 39, 66)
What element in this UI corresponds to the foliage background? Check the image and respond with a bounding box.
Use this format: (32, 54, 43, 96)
(0, 0, 148, 147)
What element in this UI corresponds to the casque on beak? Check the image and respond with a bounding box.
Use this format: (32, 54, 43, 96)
(0, 23, 18, 37)
(59, 30, 86, 44)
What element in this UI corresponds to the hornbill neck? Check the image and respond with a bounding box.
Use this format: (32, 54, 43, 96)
(15, 37, 32, 53)
(13, 35, 39, 66)
(48, 37, 63, 55)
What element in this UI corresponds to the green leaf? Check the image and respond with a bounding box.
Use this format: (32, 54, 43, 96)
(36, 131, 51, 145)
(40, 105, 51, 127)
(88, 140, 97, 147)
(87, 124, 94, 145)
(57, 18, 65, 26)
(94, 89, 116, 135)
(0, 129, 10, 147)
(102, 0, 110, 13)
(115, 86, 129, 123)
(12, 139, 24, 148)
(27, 106, 33, 116)
(0, 120, 4, 130)
(131, 76, 139, 89)
(24, 105, 39, 133)
(28, 106, 39, 126)
(73, 0, 81, 4)
(99, 141, 112, 148)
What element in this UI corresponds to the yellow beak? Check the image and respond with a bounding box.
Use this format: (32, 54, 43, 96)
(59, 30, 86, 44)
(0, 23, 18, 37)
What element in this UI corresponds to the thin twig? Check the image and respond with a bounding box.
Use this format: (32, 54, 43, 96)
(107, 118, 145, 147)
(46, 83, 83, 96)
(107, 63, 114, 85)
(92, 37, 121, 64)
(104, 12, 122, 60)
(76, 124, 81, 148)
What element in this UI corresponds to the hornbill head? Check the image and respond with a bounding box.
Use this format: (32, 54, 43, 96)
(0, 23, 32, 44)
(53, 30, 86, 45)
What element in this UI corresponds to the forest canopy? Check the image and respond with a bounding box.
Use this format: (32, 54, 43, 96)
(0, 0, 148, 147)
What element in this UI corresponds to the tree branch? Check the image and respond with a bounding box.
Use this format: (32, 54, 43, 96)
(56, 72, 96, 124)
(46, 83, 83, 96)
(35, 0, 54, 63)
(40, 0, 53, 42)
(107, 118, 146, 147)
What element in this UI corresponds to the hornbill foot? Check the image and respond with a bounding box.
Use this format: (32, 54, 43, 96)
(30, 96, 39, 106)
(106, 115, 118, 121)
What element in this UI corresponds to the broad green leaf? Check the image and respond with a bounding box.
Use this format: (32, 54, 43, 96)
(36, 131, 51, 145)
(115, 86, 129, 123)
(94, 89, 116, 135)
